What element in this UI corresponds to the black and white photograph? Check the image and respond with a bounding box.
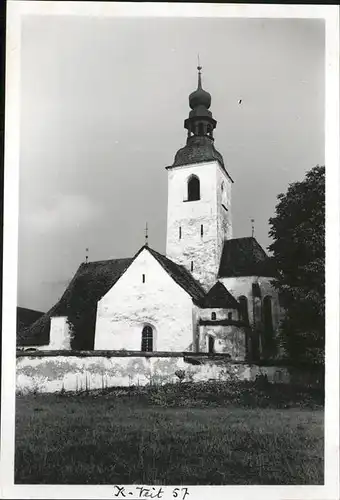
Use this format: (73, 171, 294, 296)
(1, 2, 339, 498)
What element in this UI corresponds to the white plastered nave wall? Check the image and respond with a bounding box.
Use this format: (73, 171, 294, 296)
(95, 248, 196, 352)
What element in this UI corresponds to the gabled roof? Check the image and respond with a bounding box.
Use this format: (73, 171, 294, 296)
(218, 237, 276, 278)
(17, 246, 206, 347)
(147, 247, 206, 303)
(200, 281, 239, 309)
(17, 257, 133, 346)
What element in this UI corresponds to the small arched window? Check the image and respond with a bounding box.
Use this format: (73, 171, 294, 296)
(221, 182, 224, 192)
(141, 325, 153, 352)
(239, 296, 249, 324)
(211, 312, 216, 320)
(187, 176, 200, 201)
(191, 261, 194, 272)
(228, 312, 232, 320)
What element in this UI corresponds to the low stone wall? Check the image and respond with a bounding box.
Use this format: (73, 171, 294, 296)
(16, 352, 295, 393)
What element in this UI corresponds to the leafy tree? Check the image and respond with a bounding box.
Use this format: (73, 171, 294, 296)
(268, 165, 325, 364)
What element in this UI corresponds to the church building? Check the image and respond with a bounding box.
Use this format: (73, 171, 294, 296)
(18, 66, 284, 362)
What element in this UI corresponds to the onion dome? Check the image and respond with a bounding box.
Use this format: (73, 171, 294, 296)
(168, 64, 226, 172)
(189, 66, 211, 109)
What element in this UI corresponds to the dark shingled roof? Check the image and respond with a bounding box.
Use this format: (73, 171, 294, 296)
(218, 237, 276, 278)
(170, 135, 226, 170)
(200, 281, 240, 309)
(17, 247, 206, 347)
(17, 257, 133, 346)
(17, 307, 44, 332)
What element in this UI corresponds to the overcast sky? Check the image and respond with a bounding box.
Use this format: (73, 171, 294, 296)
(17, 15, 325, 312)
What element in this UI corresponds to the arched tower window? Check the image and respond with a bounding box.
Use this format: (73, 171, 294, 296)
(141, 325, 153, 352)
(187, 175, 200, 201)
(238, 296, 249, 324)
(211, 312, 216, 320)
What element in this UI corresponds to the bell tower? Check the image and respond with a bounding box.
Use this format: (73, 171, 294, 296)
(166, 66, 233, 291)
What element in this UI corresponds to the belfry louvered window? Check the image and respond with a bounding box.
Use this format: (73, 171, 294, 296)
(141, 326, 153, 352)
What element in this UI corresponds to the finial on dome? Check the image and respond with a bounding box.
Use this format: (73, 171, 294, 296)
(189, 60, 211, 110)
(197, 53, 202, 71)
(197, 54, 202, 88)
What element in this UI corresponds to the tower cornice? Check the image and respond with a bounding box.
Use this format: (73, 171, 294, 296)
(165, 159, 234, 184)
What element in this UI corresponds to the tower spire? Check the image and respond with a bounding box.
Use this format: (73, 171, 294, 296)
(170, 66, 225, 170)
(183, 62, 217, 141)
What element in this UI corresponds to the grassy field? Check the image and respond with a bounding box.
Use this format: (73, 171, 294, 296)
(15, 386, 324, 485)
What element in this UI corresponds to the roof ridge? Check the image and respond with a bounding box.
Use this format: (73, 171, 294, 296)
(146, 247, 206, 301)
(202, 281, 239, 309)
(85, 256, 132, 265)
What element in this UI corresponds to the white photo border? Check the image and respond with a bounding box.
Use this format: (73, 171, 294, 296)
(1, 2, 339, 499)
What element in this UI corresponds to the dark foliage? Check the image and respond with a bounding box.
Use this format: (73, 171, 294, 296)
(17, 307, 44, 333)
(46, 378, 324, 410)
(268, 165, 325, 364)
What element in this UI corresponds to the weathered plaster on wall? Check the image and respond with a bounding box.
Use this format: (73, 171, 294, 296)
(16, 355, 292, 393)
(95, 249, 195, 352)
(49, 316, 71, 350)
(198, 325, 246, 359)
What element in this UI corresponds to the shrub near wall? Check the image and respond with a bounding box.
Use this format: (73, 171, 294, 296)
(145, 380, 324, 409)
